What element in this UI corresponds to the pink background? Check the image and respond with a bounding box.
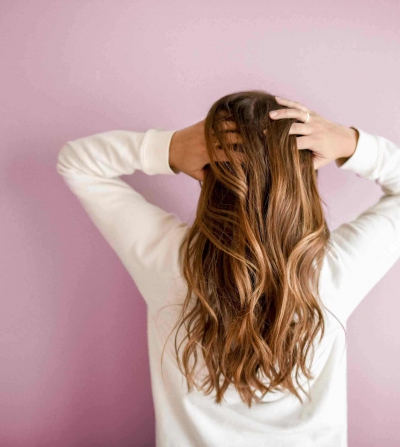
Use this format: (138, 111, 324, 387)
(1, 1, 400, 445)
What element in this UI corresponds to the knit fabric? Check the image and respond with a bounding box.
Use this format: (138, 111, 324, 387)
(57, 126, 400, 447)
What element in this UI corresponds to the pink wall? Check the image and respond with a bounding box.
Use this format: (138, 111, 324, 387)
(2, 1, 399, 445)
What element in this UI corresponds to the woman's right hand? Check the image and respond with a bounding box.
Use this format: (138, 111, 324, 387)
(269, 96, 359, 170)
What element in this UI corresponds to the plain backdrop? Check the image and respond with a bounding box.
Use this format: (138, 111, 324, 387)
(1, 0, 399, 446)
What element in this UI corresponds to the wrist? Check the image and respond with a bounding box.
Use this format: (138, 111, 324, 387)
(169, 131, 181, 173)
(336, 126, 359, 167)
(342, 126, 359, 159)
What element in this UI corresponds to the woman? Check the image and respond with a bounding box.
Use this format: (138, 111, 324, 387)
(56, 90, 400, 446)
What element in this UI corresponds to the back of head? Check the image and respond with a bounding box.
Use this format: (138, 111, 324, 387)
(165, 89, 338, 408)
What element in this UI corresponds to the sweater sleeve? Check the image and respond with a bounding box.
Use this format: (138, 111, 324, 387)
(56, 129, 190, 311)
(320, 127, 400, 323)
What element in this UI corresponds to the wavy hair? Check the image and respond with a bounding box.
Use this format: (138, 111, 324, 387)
(161, 89, 343, 408)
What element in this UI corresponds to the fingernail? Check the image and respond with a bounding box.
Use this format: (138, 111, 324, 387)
(275, 96, 281, 100)
(270, 111, 278, 117)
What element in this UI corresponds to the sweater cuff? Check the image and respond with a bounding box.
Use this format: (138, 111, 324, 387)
(141, 129, 180, 176)
(339, 127, 380, 178)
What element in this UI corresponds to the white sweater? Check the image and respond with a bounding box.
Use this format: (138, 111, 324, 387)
(56, 126, 400, 447)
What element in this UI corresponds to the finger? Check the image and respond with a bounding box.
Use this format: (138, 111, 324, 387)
(213, 148, 246, 163)
(219, 120, 237, 131)
(295, 135, 313, 150)
(215, 119, 238, 134)
(225, 132, 244, 146)
(275, 96, 310, 112)
(288, 123, 312, 136)
(313, 159, 322, 170)
(216, 121, 244, 142)
(269, 108, 310, 123)
(295, 136, 318, 170)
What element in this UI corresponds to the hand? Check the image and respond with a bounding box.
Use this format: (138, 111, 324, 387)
(269, 96, 359, 170)
(169, 119, 244, 181)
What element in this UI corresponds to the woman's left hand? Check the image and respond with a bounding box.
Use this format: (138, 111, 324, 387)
(169, 119, 243, 181)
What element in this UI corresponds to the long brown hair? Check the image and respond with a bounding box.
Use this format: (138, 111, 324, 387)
(161, 89, 343, 408)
